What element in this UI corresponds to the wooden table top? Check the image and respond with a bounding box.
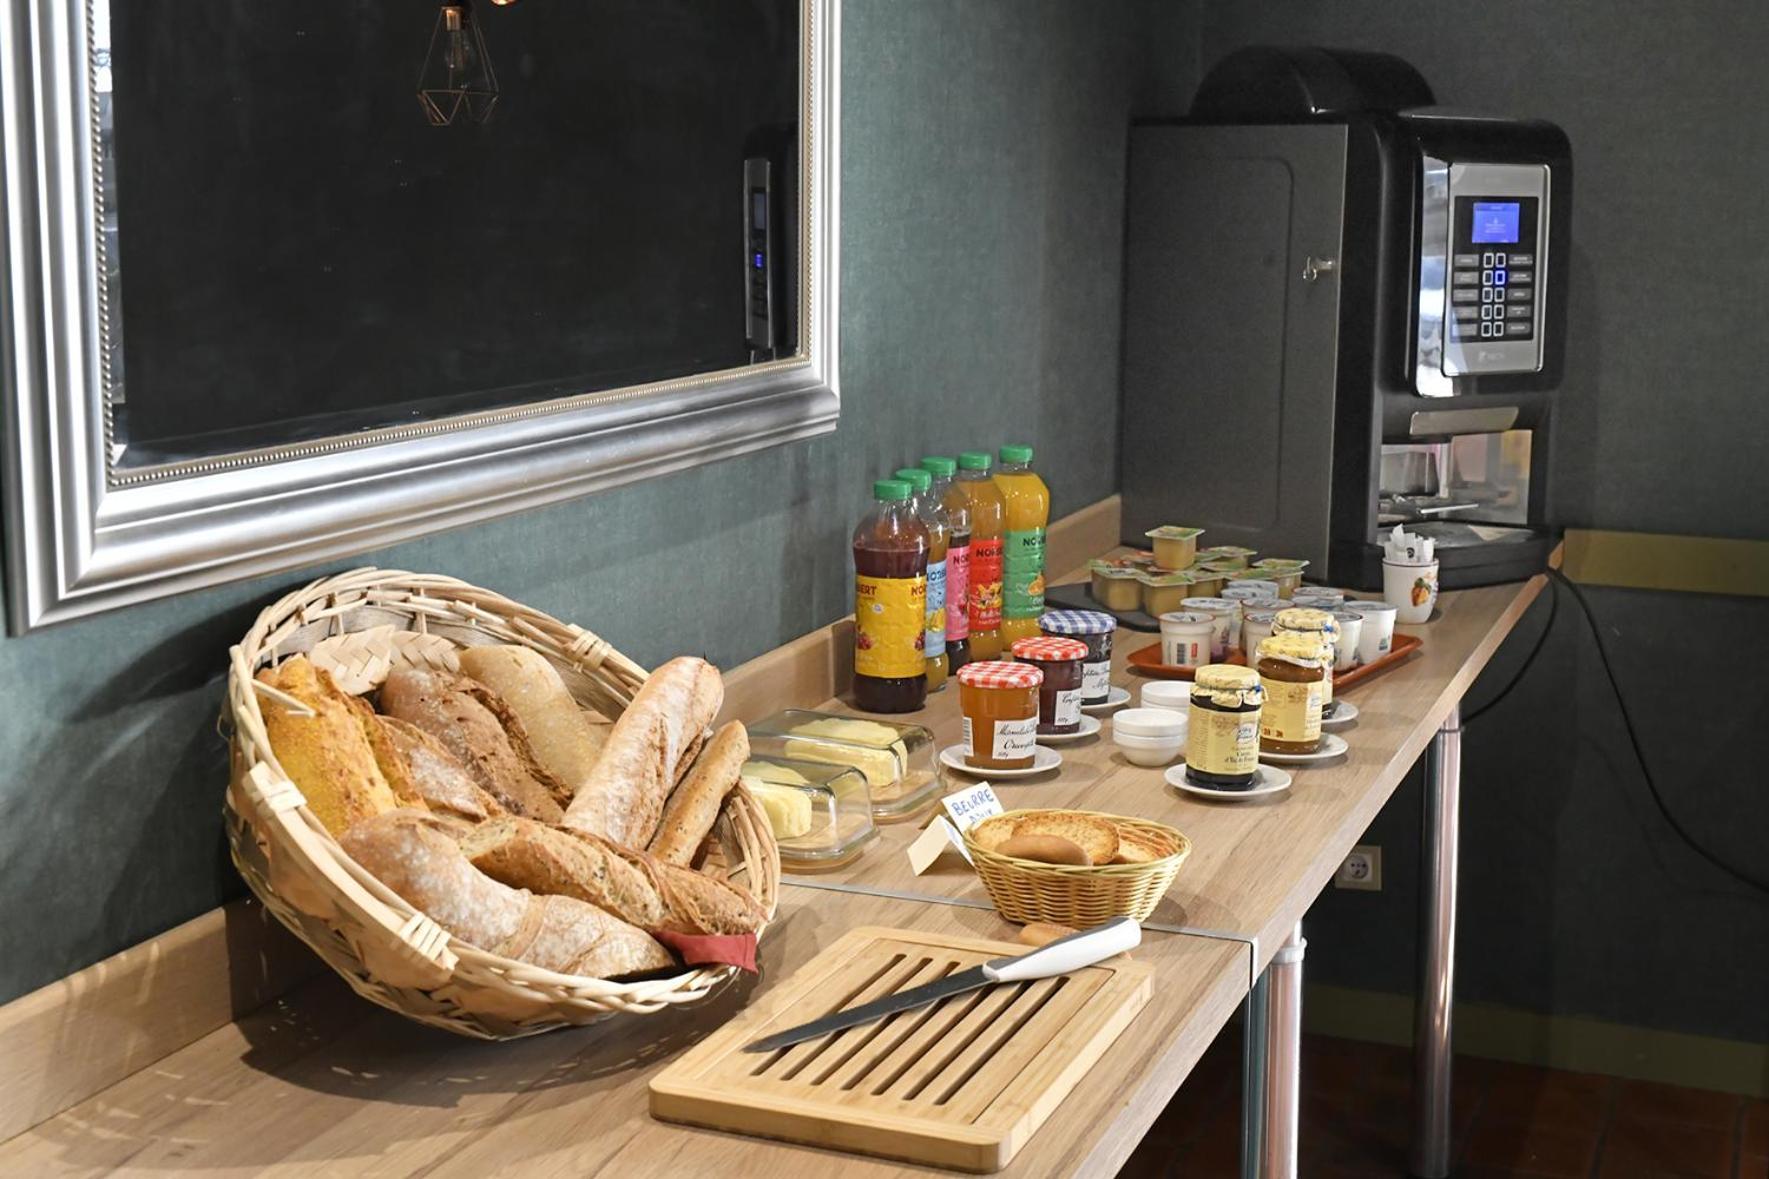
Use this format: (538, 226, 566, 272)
(0, 560, 1542, 1176)
(788, 568, 1547, 974)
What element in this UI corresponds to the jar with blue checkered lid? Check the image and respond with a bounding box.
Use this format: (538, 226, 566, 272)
(1038, 609, 1117, 705)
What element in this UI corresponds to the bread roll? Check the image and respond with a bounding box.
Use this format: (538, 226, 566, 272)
(461, 816, 765, 936)
(458, 646, 611, 797)
(562, 657, 723, 846)
(379, 666, 568, 822)
(256, 656, 399, 836)
(998, 834, 1091, 866)
(1013, 812, 1119, 865)
(363, 713, 505, 824)
(341, 811, 675, 978)
(648, 721, 748, 866)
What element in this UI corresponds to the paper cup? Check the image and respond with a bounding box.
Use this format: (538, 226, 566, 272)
(1343, 600, 1398, 662)
(1383, 560, 1439, 624)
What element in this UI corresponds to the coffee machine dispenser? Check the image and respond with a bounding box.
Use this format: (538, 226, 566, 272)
(1120, 47, 1570, 589)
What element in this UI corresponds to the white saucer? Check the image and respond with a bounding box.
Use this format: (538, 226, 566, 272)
(939, 744, 1064, 778)
(1257, 733, 1349, 765)
(1036, 715, 1102, 744)
(1080, 687, 1132, 714)
(1165, 763, 1293, 799)
(1321, 700, 1360, 728)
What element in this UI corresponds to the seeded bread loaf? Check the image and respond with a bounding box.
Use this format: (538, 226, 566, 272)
(256, 656, 399, 836)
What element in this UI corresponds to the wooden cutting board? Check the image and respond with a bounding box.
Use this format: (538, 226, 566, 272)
(649, 926, 1152, 1173)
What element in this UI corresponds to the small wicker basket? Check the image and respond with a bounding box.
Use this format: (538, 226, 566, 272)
(223, 567, 779, 1040)
(964, 809, 1190, 925)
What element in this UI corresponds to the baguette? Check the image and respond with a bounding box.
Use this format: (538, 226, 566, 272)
(379, 666, 568, 822)
(457, 646, 611, 798)
(362, 712, 505, 824)
(461, 816, 765, 936)
(341, 811, 675, 978)
(649, 721, 748, 866)
(256, 656, 399, 836)
(562, 657, 722, 846)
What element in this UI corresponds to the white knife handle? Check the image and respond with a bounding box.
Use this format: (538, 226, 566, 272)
(983, 917, 1141, 983)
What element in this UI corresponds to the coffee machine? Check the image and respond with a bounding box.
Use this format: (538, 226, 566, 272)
(1119, 47, 1570, 589)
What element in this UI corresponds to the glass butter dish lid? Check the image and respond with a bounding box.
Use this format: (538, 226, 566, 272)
(739, 755, 877, 870)
(748, 709, 942, 821)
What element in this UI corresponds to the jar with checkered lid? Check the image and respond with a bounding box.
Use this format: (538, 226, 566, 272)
(1010, 635, 1089, 735)
(1038, 608, 1118, 704)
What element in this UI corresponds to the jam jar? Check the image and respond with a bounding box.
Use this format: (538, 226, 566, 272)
(956, 660, 1042, 770)
(1186, 664, 1264, 788)
(1039, 609, 1118, 705)
(1010, 635, 1088, 735)
(1272, 606, 1341, 710)
(1255, 632, 1328, 754)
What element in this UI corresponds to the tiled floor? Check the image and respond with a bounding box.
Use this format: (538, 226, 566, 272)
(1119, 1032, 1765, 1178)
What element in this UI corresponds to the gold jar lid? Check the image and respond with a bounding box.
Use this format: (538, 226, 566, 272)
(1192, 663, 1264, 707)
(1256, 631, 1329, 668)
(1272, 606, 1339, 636)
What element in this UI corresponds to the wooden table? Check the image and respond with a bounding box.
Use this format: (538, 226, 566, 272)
(0, 562, 1542, 1177)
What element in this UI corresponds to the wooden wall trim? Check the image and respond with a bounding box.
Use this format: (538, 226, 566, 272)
(0, 494, 1124, 1143)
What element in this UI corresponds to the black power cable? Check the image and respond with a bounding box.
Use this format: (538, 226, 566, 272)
(1463, 576, 1558, 726)
(1545, 567, 1769, 896)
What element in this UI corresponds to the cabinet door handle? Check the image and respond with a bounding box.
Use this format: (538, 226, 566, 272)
(1302, 255, 1337, 282)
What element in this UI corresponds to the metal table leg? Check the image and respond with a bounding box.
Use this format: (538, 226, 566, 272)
(1411, 703, 1463, 1178)
(1242, 924, 1306, 1179)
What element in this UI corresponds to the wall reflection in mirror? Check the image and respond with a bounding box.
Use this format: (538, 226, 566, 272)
(100, 0, 801, 476)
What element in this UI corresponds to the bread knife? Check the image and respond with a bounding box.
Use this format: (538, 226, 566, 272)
(743, 917, 1141, 1052)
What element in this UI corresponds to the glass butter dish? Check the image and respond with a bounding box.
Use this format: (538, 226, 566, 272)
(739, 755, 877, 870)
(748, 709, 942, 821)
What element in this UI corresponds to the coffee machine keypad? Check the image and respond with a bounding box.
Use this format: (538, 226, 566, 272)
(1449, 197, 1540, 343)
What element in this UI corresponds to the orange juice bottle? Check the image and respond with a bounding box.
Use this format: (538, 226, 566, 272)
(994, 444, 1050, 646)
(956, 451, 1005, 660)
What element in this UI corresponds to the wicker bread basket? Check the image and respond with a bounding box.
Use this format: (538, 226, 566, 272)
(223, 567, 779, 1040)
(964, 809, 1190, 925)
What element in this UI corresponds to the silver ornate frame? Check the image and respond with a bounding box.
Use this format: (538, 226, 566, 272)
(0, 0, 839, 630)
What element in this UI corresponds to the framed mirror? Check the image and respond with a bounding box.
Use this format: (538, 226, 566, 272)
(1, 0, 838, 630)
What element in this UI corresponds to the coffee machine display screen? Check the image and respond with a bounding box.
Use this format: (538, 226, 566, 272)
(1449, 196, 1540, 343)
(1471, 202, 1521, 243)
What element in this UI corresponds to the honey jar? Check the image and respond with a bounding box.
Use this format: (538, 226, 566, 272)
(956, 660, 1043, 770)
(1186, 664, 1263, 788)
(1271, 607, 1341, 710)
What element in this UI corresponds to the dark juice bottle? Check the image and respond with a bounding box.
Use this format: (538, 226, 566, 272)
(853, 479, 930, 713)
(921, 456, 971, 671)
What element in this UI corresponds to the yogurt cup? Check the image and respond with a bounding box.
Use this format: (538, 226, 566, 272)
(1342, 600, 1398, 662)
(1222, 578, 1281, 602)
(1328, 609, 1366, 671)
(1250, 559, 1309, 597)
(1179, 596, 1241, 659)
(1158, 611, 1216, 667)
(1291, 587, 1346, 610)
(1144, 526, 1204, 571)
(1241, 607, 1280, 664)
(1197, 545, 1257, 571)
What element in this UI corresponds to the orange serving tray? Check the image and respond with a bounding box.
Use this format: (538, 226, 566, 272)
(1127, 633, 1423, 689)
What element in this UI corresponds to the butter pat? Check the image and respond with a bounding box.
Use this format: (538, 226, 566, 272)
(781, 737, 901, 788)
(743, 775, 813, 839)
(742, 759, 812, 787)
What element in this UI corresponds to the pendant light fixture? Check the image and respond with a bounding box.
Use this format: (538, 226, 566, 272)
(417, 2, 498, 126)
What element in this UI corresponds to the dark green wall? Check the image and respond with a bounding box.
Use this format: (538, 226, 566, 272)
(0, 0, 1165, 1005)
(1181, 0, 1769, 1043)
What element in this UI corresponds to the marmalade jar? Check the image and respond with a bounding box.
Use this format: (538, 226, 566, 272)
(1039, 609, 1118, 704)
(1010, 635, 1088, 735)
(1271, 606, 1341, 710)
(1255, 632, 1328, 754)
(956, 660, 1042, 769)
(1186, 664, 1263, 788)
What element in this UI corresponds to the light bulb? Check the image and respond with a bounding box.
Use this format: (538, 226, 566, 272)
(417, 2, 499, 126)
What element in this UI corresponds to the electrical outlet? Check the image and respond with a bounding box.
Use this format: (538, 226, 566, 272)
(1335, 845, 1382, 891)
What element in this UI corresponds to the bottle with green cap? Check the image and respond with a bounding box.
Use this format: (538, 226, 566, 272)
(954, 451, 1006, 659)
(994, 444, 1050, 645)
(920, 456, 971, 670)
(894, 466, 950, 691)
(852, 478, 930, 713)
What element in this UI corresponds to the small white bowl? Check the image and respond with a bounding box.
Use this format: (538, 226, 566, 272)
(1112, 707, 1188, 739)
(1113, 730, 1186, 767)
(1139, 681, 1192, 714)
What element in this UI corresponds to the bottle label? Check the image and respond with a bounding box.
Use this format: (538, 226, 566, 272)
(1052, 687, 1082, 728)
(963, 714, 1039, 761)
(1081, 660, 1112, 700)
(924, 558, 947, 660)
(1187, 707, 1260, 776)
(855, 573, 927, 679)
(944, 542, 971, 642)
(1258, 677, 1323, 743)
(1002, 527, 1047, 619)
(968, 537, 1004, 632)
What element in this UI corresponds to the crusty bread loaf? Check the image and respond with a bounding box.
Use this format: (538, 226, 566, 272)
(379, 666, 568, 823)
(340, 811, 675, 978)
(457, 646, 611, 798)
(362, 712, 505, 824)
(998, 833, 1091, 866)
(1012, 812, 1119, 866)
(1109, 827, 1163, 865)
(256, 656, 399, 836)
(461, 816, 765, 936)
(562, 657, 723, 846)
(968, 814, 1019, 853)
(648, 721, 748, 866)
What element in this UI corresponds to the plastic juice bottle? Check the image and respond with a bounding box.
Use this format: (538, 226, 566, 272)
(956, 451, 1006, 660)
(895, 466, 949, 692)
(994, 444, 1050, 647)
(853, 479, 929, 713)
(922, 455, 971, 672)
